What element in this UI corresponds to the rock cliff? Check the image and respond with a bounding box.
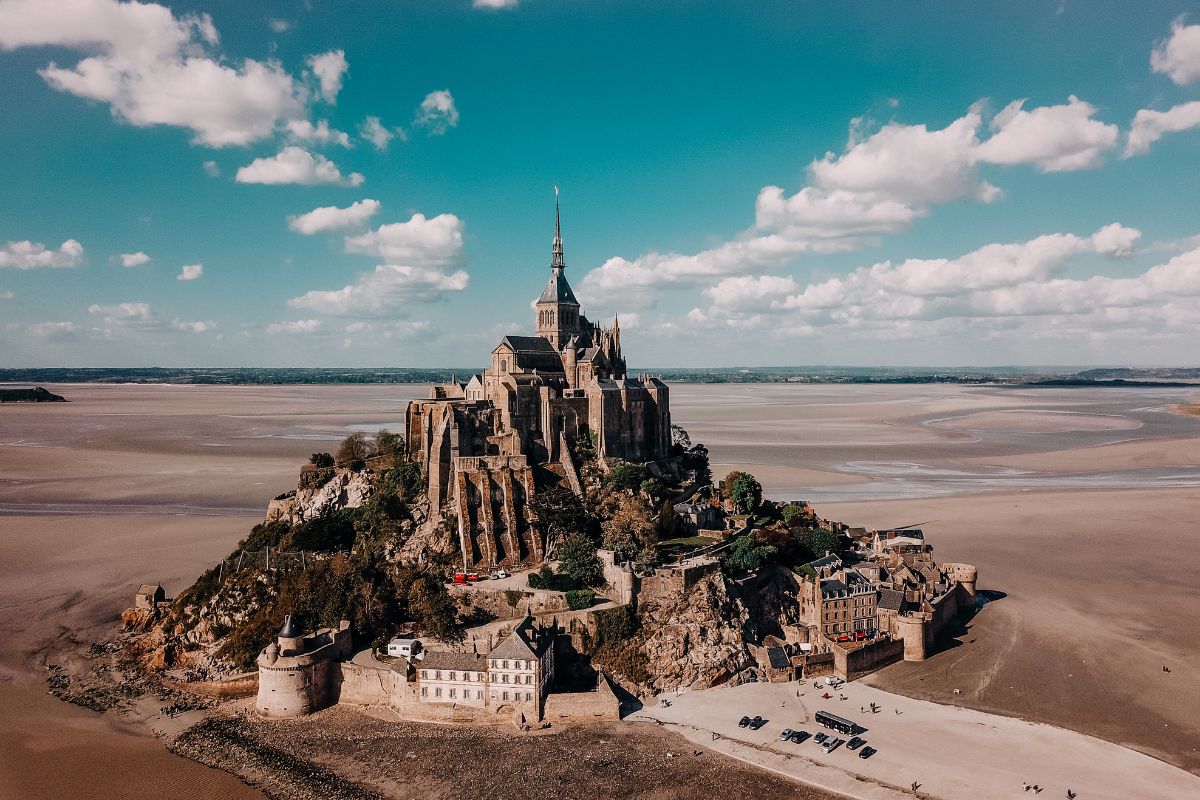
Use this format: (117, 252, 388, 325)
(265, 466, 374, 525)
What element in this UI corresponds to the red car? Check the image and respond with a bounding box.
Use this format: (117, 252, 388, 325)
(837, 634, 851, 642)
(452, 573, 467, 584)
(466, 572, 481, 582)
(855, 631, 867, 640)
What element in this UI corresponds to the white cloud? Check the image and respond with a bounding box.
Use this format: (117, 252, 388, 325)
(289, 212, 468, 316)
(0, 239, 84, 269)
(810, 108, 991, 206)
(288, 199, 381, 235)
(235, 146, 363, 186)
(286, 119, 351, 147)
(581, 99, 1122, 310)
(1125, 101, 1200, 156)
(268, 18, 293, 34)
(413, 89, 459, 135)
(975, 96, 1118, 172)
(89, 301, 153, 322)
(704, 275, 800, 312)
(119, 251, 150, 267)
(27, 321, 81, 340)
(344, 213, 465, 265)
(474, 0, 519, 8)
(88, 301, 210, 333)
(307, 49, 347, 103)
(289, 265, 470, 316)
(360, 115, 405, 150)
(267, 319, 322, 334)
(0, 290, 14, 300)
(203, 160, 220, 177)
(1151, 16, 1200, 86)
(0, 0, 308, 147)
(341, 319, 431, 339)
(178, 263, 203, 281)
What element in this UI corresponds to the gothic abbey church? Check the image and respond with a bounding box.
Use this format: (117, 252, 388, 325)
(406, 197, 671, 570)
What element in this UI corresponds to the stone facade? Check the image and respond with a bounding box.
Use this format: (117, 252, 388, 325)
(407, 199, 672, 571)
(255, 616, 353, 718)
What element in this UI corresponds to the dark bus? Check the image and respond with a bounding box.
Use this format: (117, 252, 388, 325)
(814, 710, 858, 735)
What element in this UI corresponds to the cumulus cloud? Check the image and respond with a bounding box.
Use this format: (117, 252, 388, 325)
(267, 18, 293, 34)
(976, 96, 1118, 172)
(203, 160, 220, 177)
(119, 251, 150, 267)
(1125, 101, 1200, 156)
(359, 115, 404, 150)
(288, 199, 381, 235)
(286, 119, 351, 147)
(474, 0, 519, 8)
(288, 212, 468, 316)
(581, 99, 1121, 309)
(235, 146, 363, 186)
(344, 213, 464, 265)
(413, 89, 459, 135)
(267, 319, 321, 334)
(1151, 16, 1200, 86)
(289, 265, 469, 316)
(306, 49, 348, 103)
(0, 239, 84, 269)
(26, 321, 82, 340)
(89, 301, 210, 333)
(0, 0, 308, 147)
(0, 289, 14, 300)
(178, 263, 203, 280)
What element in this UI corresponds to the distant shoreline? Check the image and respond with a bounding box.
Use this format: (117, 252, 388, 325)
(2, 367, 1199, 387)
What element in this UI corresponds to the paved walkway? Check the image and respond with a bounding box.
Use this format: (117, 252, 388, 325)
(632, 681, 1200, 800)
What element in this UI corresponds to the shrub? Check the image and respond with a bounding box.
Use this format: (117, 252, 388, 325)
(336, 432, 371, 469)
(565, 589, 595, 611)
(527, 572, 543, 589)
(604, 463, 650, 492)
(558, 533, 604, 587)
(309, 452, 335, 468)
(726, 533, 777, 572)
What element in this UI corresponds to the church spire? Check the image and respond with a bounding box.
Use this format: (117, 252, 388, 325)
(551, 185, 565, 270)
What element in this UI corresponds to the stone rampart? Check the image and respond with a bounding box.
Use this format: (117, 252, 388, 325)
(834, 637, 905, 681)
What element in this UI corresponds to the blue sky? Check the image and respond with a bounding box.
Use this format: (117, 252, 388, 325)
(2, 0, 1200, 368)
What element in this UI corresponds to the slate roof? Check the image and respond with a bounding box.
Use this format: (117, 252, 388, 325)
(420, 651, 487, 673)
(489, 618, 550, 660)
(499, 335, 557, 353)
(137, 583, 162, 596)
(767, 647, 791, 670)
(536, 269, 580, 305)
(878, 587, 905, 612)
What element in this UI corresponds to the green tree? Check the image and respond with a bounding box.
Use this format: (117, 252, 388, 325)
(726, 533, 777, 572)
(558, 533, 604, 587)
(309, 452, 334, 468)
(782, 502, 812, 529)
(503, 589, 524, 619)
(565, 589, 595, 610)
(407, 574, 462, 642)
(604, 463, 650, 492)
(655, 499, 683, 541)
(373, 428, 405, 460)
(336, 432, 371, 468)
(530, 484, 592, 540)
(798, 527, 840, 560)
(726, 471, 763, 514)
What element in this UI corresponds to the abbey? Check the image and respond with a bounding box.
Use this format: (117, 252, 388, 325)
(406, 197, 671, 570)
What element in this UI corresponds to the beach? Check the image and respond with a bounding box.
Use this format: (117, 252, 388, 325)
(2, 381, 1200, 796)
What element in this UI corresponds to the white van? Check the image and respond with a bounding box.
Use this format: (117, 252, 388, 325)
(387, 638, 422, 658)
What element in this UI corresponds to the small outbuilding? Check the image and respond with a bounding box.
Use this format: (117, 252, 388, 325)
(135, 583, 166, 610)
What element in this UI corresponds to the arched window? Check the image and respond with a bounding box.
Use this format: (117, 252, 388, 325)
(500, 359, 508, 372)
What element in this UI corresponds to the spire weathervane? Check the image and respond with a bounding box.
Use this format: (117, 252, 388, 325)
(551, 185, 565, 270)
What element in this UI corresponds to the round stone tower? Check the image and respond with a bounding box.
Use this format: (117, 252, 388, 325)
(897, 614, 928, 662)
(277, 614, 305, 656)
(943, 562, 978, 598)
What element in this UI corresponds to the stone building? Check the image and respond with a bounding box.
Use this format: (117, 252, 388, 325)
(407, 195, 672, 571)
(255, 616, 352, 718)
(135, 583, 166, 610)
(417, 615, 558, 719)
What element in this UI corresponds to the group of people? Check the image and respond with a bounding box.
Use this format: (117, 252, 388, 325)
(1021, 782, 1077, 798)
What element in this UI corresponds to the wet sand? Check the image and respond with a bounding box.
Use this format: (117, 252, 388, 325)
(3, 382, 1200, 793)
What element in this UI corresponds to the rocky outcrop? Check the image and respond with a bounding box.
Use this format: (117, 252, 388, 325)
(266, 468, 374, 525)
(637, 573, 755, 693)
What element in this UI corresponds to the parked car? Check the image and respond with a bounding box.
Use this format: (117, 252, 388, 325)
(494, 569, 510, 579)
(846, 736, 865, 750)
(466, 572, 481, 582)
(738, 716, 752, 728)
(778, 728, 794, 741)
(748, 716, 767, 730)
(823, 737, 844, 753)
(836, 634, 851, 642)
(788, 731, 810, 743)
(452, 573, 467, 584)
(813, 732, 828, 744)
(858, 746, 877, 759)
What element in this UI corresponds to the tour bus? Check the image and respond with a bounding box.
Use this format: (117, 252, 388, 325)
(814, 710, 858, 735)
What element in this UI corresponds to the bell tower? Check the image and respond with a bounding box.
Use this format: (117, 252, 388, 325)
(534, 187, 582, 350)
